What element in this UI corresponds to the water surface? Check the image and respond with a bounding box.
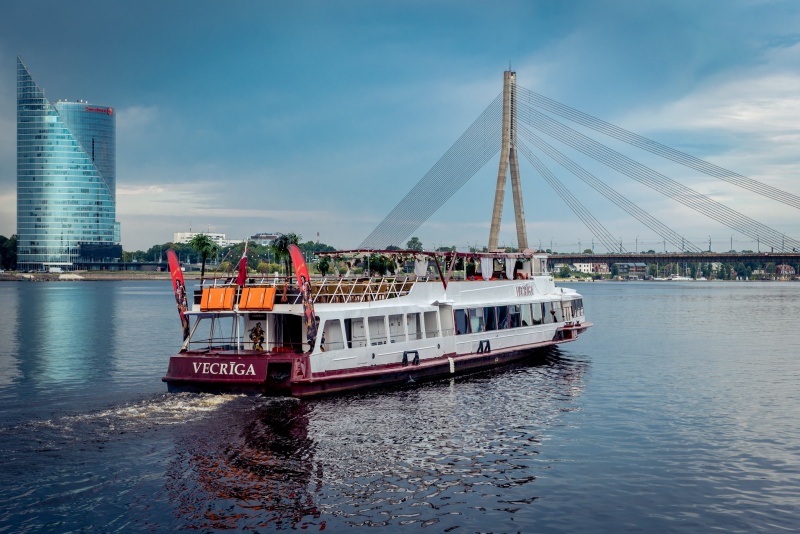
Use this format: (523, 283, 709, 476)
(0, 280, 798, 531)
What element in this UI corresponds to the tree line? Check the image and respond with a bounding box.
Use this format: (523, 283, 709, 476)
(0, 235, 17, 270)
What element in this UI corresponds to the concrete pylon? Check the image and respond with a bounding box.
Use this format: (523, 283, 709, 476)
(488, 71, 528, 251)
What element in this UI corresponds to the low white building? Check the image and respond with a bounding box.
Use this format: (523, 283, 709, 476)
(173, 232, 228, 247)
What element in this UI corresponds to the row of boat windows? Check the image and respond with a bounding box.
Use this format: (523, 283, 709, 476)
(455, 299, 584, 335)
(318, 299, 584, 352)
(320, 311, 444, 352)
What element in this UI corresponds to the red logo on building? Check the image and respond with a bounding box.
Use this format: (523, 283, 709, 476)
(86, 106, 113, 115)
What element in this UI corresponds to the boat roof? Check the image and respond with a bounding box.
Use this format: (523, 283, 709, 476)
(318, 249, 549, 260)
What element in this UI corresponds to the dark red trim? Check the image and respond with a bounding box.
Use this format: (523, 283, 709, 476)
(162, 326, 591, 397)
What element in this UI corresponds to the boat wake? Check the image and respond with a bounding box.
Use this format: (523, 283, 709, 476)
(0, 392, 243, 445)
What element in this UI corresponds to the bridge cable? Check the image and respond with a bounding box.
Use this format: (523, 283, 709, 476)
(516, 86, 800, 210)
(360, 93, 503, 248)
(360, 94, 501, 247)
(368, 114, 501, 248)
(517, 104, 800, 251)
(516, 140, 623, 252)
(518, 124, 703, 252)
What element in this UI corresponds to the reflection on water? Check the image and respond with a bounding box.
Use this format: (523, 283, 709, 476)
(162, 398, 323, 531)
(0, 281, 182, 417)
(13, 283, 118, 386)
(0, 285, 21, 387)
(157, 349, 586, 530)
(306, 350, 587, 529)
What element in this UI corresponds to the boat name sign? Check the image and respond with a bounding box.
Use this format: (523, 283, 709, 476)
(192, 361, 257, 376)
(515, 284, 536, 297)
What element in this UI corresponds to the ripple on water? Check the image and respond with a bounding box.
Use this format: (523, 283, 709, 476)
(147, 351, 589, 531)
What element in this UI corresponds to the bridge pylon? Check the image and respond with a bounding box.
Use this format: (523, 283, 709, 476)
(488, 70, 528, 251)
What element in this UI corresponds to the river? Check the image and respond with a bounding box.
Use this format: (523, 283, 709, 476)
(0, 280, 798, 532)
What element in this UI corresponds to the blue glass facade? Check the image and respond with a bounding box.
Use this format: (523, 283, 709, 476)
(16, 57, 120, 271)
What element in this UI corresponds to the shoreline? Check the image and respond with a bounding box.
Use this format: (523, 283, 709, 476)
(1, 272, 793, 283)
(0, 271, 198, 282)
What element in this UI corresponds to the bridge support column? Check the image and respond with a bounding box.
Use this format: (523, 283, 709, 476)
(488, 71, 528, 251)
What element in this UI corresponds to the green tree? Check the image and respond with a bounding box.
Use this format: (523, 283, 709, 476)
(406, 237, 423, 251)
(189, 234, 219, 281)
(317, 256, 330, 276)
(583, 248, 593, 254)
(611, 264, 619, 277)
(559, 265, 571, 278)
(0, 235, 17, 270)
(270, 232, 301, 277)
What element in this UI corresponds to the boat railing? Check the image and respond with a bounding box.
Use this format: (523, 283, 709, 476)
(185, 335, 308, 354)
(194, 274, 425, 307)
(311, 275, 419, 304)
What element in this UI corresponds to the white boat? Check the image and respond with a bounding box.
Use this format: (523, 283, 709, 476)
(162, 248, 591, 397)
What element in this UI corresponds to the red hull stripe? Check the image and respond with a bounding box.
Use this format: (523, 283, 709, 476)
(162, 324, 591, 397)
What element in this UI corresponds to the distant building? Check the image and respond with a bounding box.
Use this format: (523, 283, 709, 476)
(250, 232, 280, 246)
(776, 264, 796, 279)
(16, 57, 121, 271)
(572, 262, 593, 274)
(593, 263, 610, 275)
(173, 232, 228, 247)
(613, 263, 647, 276)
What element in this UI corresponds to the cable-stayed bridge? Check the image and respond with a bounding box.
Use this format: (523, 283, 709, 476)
(359, 71, 800, 256)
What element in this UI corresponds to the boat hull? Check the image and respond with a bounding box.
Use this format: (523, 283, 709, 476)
(163, 324, 590, 397)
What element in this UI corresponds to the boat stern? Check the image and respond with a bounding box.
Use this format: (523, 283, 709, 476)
(162, 352, 310, 395)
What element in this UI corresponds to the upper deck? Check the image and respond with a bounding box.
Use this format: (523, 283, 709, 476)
(191, 249, 552, 312)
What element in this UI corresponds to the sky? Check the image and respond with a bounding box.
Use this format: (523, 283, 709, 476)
(2, 0, 800, 253)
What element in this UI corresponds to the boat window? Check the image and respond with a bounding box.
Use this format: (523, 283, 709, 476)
(407, 313, 423, 340)
(368, 316, 387, 345)
(273, 314, 304, 352)
(454, 309, 469, 335)
(483, 306, 497, 331)
(521, 303, 533, 327)
(562, 301, 573, 322)
(388, 314, 405, 343)
(469, 308, 483, 333)
(424, 310, 439, 338)
(439, 305, 454, 337)
(573, 298, 584, 317)
(533, 303, 544, 325)
(189, 314, 242, 351)
(497, 306, 509, 329)
(345, 318, 367, 348)
(509, 304, 521, 328)
(321, 319, 345, 351)
(548, 302, 562, 323)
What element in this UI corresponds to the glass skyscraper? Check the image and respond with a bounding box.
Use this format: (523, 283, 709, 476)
(16, 57, 120, 271)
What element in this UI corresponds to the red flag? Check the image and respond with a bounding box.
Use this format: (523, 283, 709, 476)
(235, 249, 247, 287)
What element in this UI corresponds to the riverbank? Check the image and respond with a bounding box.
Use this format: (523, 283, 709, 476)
(0, 271, 201, 282)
